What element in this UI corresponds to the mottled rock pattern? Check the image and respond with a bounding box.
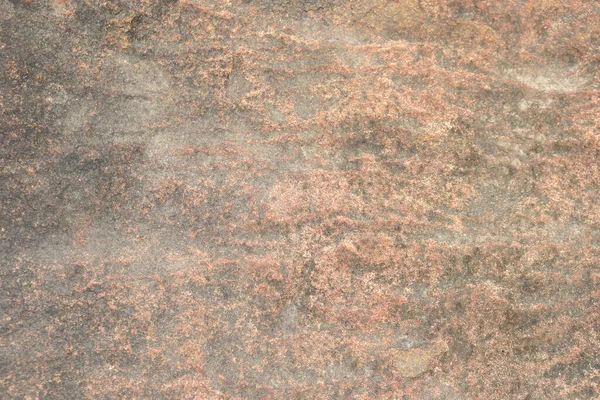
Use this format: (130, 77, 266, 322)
(1, 0, 600, 398)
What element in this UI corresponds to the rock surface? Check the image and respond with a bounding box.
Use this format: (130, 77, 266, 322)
(1, 0, 600, 398)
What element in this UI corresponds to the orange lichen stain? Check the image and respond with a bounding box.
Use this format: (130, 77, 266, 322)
(393, 340, 449, 378)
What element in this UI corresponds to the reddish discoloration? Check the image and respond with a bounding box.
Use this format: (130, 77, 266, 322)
(1, 0, 600, 398)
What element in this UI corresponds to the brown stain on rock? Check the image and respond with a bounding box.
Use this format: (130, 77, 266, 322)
(447, 18, 502, 50)
(393, 340, 449, 378)
(106, 12, 141, 50)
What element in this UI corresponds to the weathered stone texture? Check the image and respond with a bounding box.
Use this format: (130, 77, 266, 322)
(1, 0, 600, 398)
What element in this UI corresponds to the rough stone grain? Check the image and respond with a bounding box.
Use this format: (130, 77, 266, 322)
(1, 0, 600, 398)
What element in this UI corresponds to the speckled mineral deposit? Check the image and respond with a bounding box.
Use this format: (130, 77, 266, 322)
(1, 0, 600, 398)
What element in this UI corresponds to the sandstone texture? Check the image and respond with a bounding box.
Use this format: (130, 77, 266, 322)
(1, 0, 600, 398)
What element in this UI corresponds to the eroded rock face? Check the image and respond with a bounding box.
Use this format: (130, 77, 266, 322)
(1, 0, 600, 399)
